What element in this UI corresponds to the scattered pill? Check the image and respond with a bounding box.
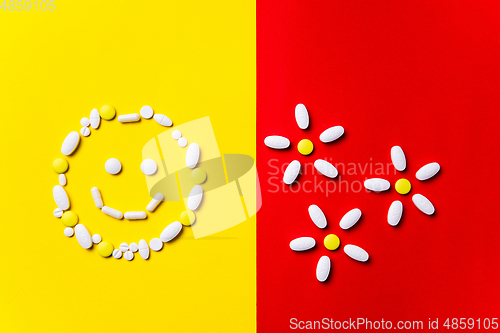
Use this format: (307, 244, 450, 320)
(64, 227, 74, 237)
(344, 244, 369, 262)
(118, 113, 140, 123)
(339, 208, 362, 230)
(264, 136, 290, 149)
(59, 174, 66, 186)
(119, 243, 129, 252)
(147, 193, 163, 212)
(412, 194, 435, 215)
(319, 126, 344, 143)
(416, 162, 440, 181)
(290, 237, 316, 251)
(178, 137, 187, 147)
(124, 211, 147, 220)
(53, 185, 70, 210)
(388, 200, 403, 226)
(61, 131, 80, 156)
(316, 256, 331, 282)
(140, 105, 154, 119)
(124, 250, 134, 261)
(187, 185, 203, 210)
(141, 159, 157, 176)
(364, 178, 390, 192)
(308, 205, 327, 229)
(283, 160, 301, 185)
(186, 143, 200, 169)
(160, 221, 183, 242)
(80, 127, 90, 137)
(391, 146, 406, 171)
(150, 238, 163, 252)
(191, 168, 207, 184)
(105, 158, 122, 175)
(395, 178, 411, 195)
(52, 158, 69, 173)
(92, 234, 102, 244)
(61, 211, 78, 227)
(180, 210, 196, 226)
(90, 109, 100, 129)
(112, 249, 122, 259)
(100, 105, 115, 120)
(80, 117, 90, 127)
(314, 159, 338, 178)
(172, 130, 182, 140)
(53, 208, 63, 218)
(295, 104, 309, 129)
(102, 206, 123, 219)
(75, 224, 92, 249)
(129, 243, 139, 253)
(98, 242, 113, 257)
(138, 239, 149, 259)
(297, 139, 314, 155)
(91, 187, 104, 208)
(153, 114, 172, 126)
(324, 234, 340, 251)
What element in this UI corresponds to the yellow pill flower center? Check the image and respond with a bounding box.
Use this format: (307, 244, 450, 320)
(324, 234, 340, 251)
(395, 178, 411, 195)
(297, 139, 314, 155)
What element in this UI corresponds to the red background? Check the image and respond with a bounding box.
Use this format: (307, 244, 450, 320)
(257, 1, 500, 331)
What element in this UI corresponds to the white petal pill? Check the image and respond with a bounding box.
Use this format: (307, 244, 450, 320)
(187, 185, 203, 210)
(308, 205, 327, 229)
(53, 208, 63, 218)
(153, 114, 173, 126)
(290, 237, 316, 251)
(61, 131, 80, 156)
(141, 159, 157, 175)
(80, 117, 90, 127)
(75, 224, 92, 249)
(129, 243, 139, 253)
(118, 113, 140, 123)
(283, 160, 301, 185)
(160, 221, 183, 243)
(124, 211, 147, 220)
(186, 143, 200, 169)
(172, 130, 182, 140)
(59, 174, 66, 186)
(92, 234, 101, 244)
(339, 208, 362, 230)
(388, 200, 403, 226)
(53, 185, 70, 211)
(150, 238, 163, 252)
(112, 249, 122, 259)
(344, 244, 369, 262)
(319, 126, 344, 143)
(105, 158, 121, 175)
(119, 243, 129, 252)
(316, 256, 331, 282)
(178, 137, 187, 147)
(416, 162, 440, 181)
(91, 187, 104, 208)
(412, 194, 435, 215)
(147, 193, 163, 212)
(295, 103, 309, 129)
(124, 250, 134, 261)
(391, 146, 406, 171)
(314, 159, 338, 178)
(90, 109, 100, 129)
(264, 136, 290, 149)
(102, 206, 123, 219)
(140, 105, 154, 119)
(64, 227, 73, 237)
(139, 239, 149, 259)
(80, 127, 90, 137)
(364, 178, 390, 192)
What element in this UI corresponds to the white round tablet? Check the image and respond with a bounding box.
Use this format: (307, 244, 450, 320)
(178, 137, 187, 147)
(172, 130, 182, 140)
(129, 243, 139, 253)
(119, 242, 129, 252)
(140, 105, 154, 119)
(112, 249, 122, 259)
(105, 158, 122, 175)
(150, 238, 163, 252)
(80, 117, 90, 127)
(64, 227, 74, 237)
(92, 234, 102, 244)
(124, 250, 134, 261)
(54, 208, 63, 218)
(140, 159, 157, 176)
(80, 127, 90, 137)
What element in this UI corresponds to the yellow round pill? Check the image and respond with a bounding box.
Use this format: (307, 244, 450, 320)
(395, 178, 411, 195)
(98, 242, 114, 257)
(180, 210, 196, 226)
(61, 211, 78, 227)
(100, 105, 116, 120)
(324, 234, 340, 251)
(297, 139, 314, 155)
(191, 168, 207, 184)
(52, 158, 69, 174)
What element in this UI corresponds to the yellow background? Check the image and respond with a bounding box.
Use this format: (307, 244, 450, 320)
(0, 1, 255, 332)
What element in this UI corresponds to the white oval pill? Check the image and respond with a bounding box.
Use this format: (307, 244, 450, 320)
(178, 137, 187, 147)
(388, 200, 403, 226)
(118, 113, 140, 123)
(112, 249, 122, 259)
(160, 221, 183, 243)
(75, 224, 92, 249)
(187, 185, 203, 210)
(339, 208, 362, 230)
(53, 185, 70, 211)
(80, 117, 90, 127)
(314, 159, 338, 178)
(80, 127, 90, 137)
(59, 174, 66, 186)
(91, 187, 103, 208)
(364, 178, 390, 192)
(92, 234, 101, 244)
(138, 239, 149, 259)
(53, 208, 63, 218)
(119, 243, 129, 252)
(153, 114, 173, 126)
(102, 206, 123, 219)
(412, 194, 435, 215)
(172, 130, 182, 140)
(129, 243, 139, 253)
(290, 237, 316, 251)
(416, 162, 440, 181)
(140, 105, 154, 119)
(90, 109, 100, 129)
(124, 250, 134, 261)
(105, 158, 121, 175)
(391, 146, 406, 171)
(64, 227, 73, 237)
(186, 143, 200, 169)
(61, 131, 80, 156)
(147, 193, 163, 212)
(319, 126, 344, 143)
(316, 256, 331, 282)
(141, 159, 157, 175)
(308, 205, 327, 229)
(283, 160, 301, 185)
(264, 136, 290, 149)
(344, 244, 369, 262)
(295, 103, 309, 129)
(124, 211, 147, 220)
(150, 238, 163, 252)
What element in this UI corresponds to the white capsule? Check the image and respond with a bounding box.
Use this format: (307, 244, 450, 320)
(59, 174, 66, 186)
(80, 127, 90, 137)
(64, 227, 73, 237)
(416, 162, 440, 181)
(160, 221, 183, 243)
(283, 160, 301, 185)
(61, 131, 80, 156)
(172, 130, 182, 140)
(264, 136, 290, 149)
(295, 104, 309, 129)
(388, 200, 403, 226)
(119, 243, 129, 252)
(118, 113, 140, 123)
(101, 206, 123, 219)
(308, 205, 327, 229)
(53, 208, 63, 218)
(316, 256, 331, 282)
(412, 194, 435, 215)
(91, 187, 103, 208)
(319, 126, 344, 143)
(138, 239, 149, 259)
(92, 234, 101, 244)
(153, 114, 173, 126)
(90, 108, 100, 129)
(140, 105, 154, 119)
(112, 249, 122, 259)
(178, 137, 187, 147)
(147, 193, 163, 212)
(150, 238, 163, 252)
(75, 224, 92, 249)
(80, 117, 90, 127)
(53, 185, 70, 211)
(186, 143, 200, 169)
(344, 244, 369, 262)
(290, 237, 316, 251)
(187, 185, 203, 210)
(339, 208, 362, 230)
(391, 146, 406, 171)
(364, 178, 390, 192)
(124, 211, 147, 220)
(129, 243, 139, 253)
(314, 159, 338, 178)
(124, 250, 134, 261)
